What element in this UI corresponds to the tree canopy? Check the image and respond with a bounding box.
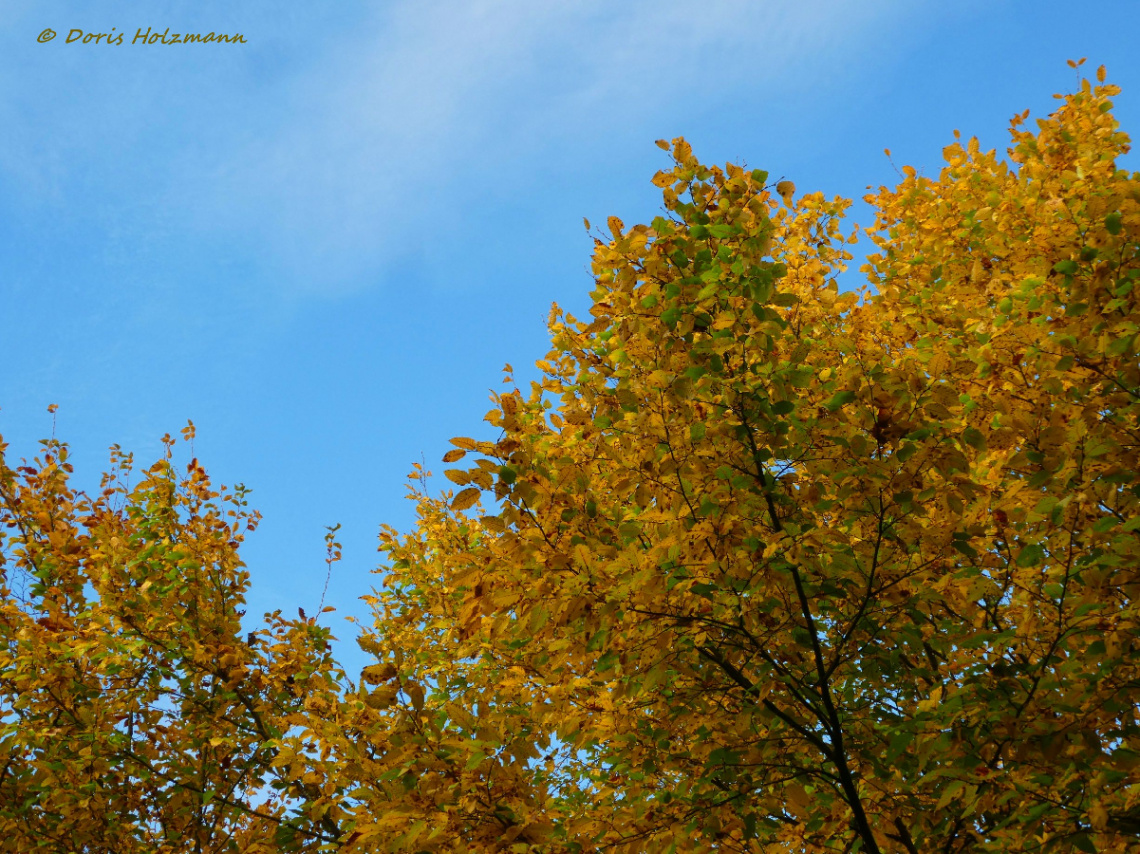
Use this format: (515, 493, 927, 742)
(3, 65, 1139, 853)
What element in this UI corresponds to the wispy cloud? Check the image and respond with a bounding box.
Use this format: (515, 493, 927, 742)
(2, 0, 903, 296)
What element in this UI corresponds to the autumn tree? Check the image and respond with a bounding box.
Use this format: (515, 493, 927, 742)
(338, 65, 1140, 853)
(0, 426, 349, 853)
(4, 65, 1140, 854)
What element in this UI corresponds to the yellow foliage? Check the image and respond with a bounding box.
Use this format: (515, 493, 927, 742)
(6, 68, 1140, 854)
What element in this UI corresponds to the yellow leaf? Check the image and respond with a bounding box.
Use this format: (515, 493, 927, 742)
(361, 663, 397, 685)
(451, 487, 481, 512)
(406, 681, 425, 713)
(365, 684, 398, 709)
(444, 469, 472, 486)
(442, 449, 466, 463)
(1089, 802, 1108, 831)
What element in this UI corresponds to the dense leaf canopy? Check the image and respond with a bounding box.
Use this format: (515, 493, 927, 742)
(3, 67, 1139, 853)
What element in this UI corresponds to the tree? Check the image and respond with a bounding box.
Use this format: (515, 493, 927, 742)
(0, 425, 348, 852)
(3, 65, 1139, 854)
(342, 65, 1140, 853)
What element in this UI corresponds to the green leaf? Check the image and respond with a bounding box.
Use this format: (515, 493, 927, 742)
(1092, 515, 1118, 533)
(1071, 833, 1098, 854)
(1107, 334, 1134, 357)
(787, 368, 814, 388)
(887, 731, 914, 762)
(1016, 543, 1046, 567)
(951, 536, 979, 559)
(1105, 211, 1123, 235)
(706, 747, 740, 766)
(961, 427, 986, 450)
(823, 390, 857, 412)
(595, 650, 619, 672)
(742, 812, 758, 839)
(586, 628, 608, 653)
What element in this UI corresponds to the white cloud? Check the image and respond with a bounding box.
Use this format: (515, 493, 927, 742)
(1, 0, 905, 295)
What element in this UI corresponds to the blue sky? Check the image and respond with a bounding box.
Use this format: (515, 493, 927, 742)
(2, 0, 1138, 676)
